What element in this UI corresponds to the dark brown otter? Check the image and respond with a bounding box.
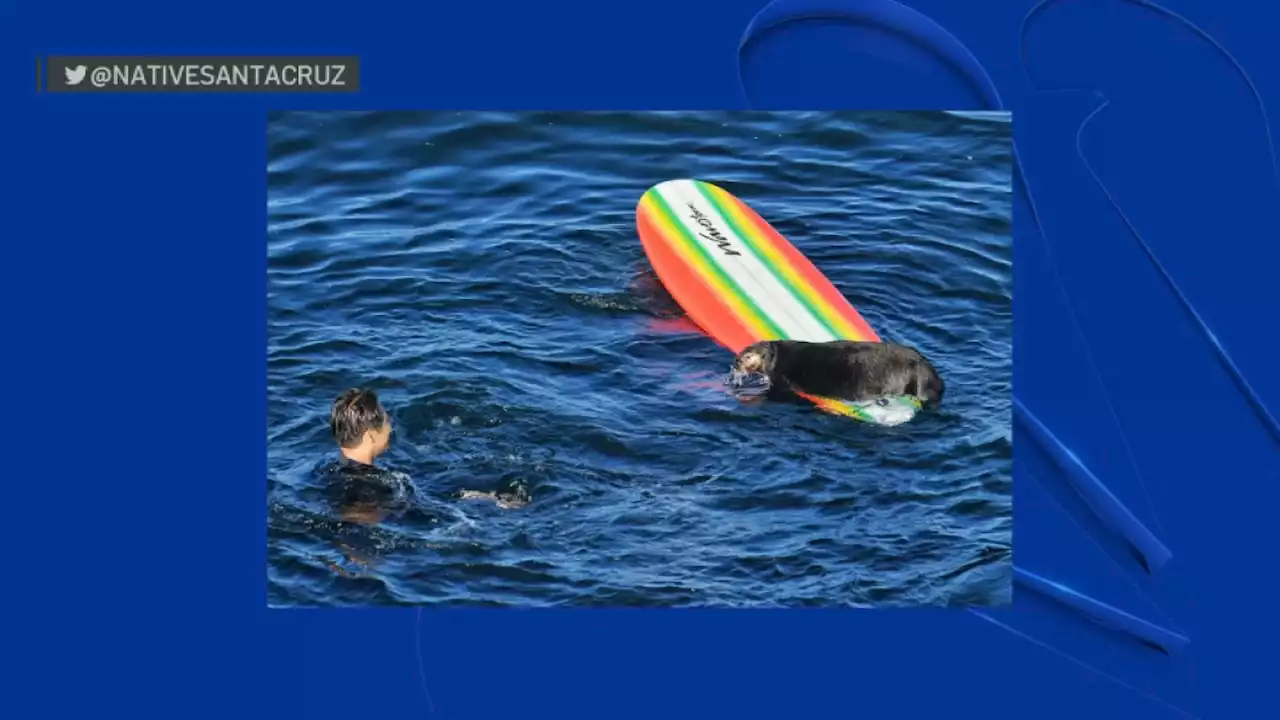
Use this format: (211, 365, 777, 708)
(729, 340, 944, 408)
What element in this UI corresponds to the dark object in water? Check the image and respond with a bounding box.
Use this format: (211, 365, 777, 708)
(730, 340, 944, 408)
(460, 488, 530, 509)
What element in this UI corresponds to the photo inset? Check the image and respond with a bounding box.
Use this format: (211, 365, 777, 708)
(267, 110, 1013, 608)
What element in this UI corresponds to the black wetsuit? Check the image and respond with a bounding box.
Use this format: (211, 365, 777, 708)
(317, 457, 414, 521)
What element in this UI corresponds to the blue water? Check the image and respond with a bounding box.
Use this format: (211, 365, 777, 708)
(267, 110, 1013, 607)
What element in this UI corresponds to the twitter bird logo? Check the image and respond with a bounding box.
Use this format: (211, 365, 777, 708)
(65, 65, 87, 85)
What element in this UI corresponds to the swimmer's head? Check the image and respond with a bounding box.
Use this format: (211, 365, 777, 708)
(330, 388, 393, 465)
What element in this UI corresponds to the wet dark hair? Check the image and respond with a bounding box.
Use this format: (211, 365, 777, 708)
(330, 388, 389, 449)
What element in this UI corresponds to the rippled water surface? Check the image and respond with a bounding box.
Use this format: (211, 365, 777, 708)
(267, 111, 1013, 607)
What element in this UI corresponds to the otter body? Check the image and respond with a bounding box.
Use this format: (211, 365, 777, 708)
(730, 340, 944, 408)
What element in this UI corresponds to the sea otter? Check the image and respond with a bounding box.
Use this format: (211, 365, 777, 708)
(727, 340, 944, 408)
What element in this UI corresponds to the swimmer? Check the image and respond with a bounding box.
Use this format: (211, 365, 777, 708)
(325, 388, 399, 524)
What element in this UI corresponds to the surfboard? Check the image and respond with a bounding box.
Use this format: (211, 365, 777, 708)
(635, 178, 921, 424)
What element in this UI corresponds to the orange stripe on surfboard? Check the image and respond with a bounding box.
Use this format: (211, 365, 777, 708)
(636, 197, 761, 353)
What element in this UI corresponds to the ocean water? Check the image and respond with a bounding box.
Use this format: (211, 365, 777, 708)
(267, 110, 1013, 608)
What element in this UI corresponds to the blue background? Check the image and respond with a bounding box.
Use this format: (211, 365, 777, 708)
(5, 0, 1277, 717)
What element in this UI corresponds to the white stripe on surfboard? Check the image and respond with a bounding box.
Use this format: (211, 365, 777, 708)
(656, 180, 837, 342)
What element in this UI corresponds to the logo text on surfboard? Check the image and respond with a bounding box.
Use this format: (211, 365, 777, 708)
(687, 203, 741, 257)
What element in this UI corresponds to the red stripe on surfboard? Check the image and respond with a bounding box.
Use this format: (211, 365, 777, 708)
(636, 204, 759, 353)
(722, 190, 881, 342)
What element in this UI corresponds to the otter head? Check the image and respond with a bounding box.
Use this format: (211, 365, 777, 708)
(727, 341, 777, 392)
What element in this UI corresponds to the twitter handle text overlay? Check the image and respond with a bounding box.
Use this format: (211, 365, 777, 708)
(44, 56, 360, 93)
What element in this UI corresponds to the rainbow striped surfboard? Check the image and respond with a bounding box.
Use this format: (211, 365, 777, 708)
(636, 179, 921, 425)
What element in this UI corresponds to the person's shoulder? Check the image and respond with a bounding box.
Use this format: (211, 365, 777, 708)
(315, 458, 391, 481)
(317, 459, 413, 507)
(313, 458, 368, 480)
(323, 458, 413, 492)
